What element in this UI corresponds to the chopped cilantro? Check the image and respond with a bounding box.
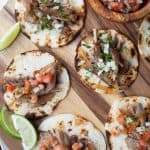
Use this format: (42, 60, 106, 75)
(122, 46, 128, 51)
(88, 65, 95, 72)
(102, 37, 114, 47)
(41, 0, 48, 4)
(98, 32, 105, 37)
(129, 115, 137, 121)
(40, 14, 53, 30)
(41, 19, 53, 30)
(120, 5, 127, 13)
(146, 35, 150, 42)
(52, 1, 61, 7)
(103, 53, 112, 62)
(85, 76, 90, 81)
(83, 43, 91, 49)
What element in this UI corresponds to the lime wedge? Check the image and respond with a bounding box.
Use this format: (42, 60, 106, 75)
(12, 114, 37, 150)
(0, 22, 20, 51)
(0, 107, 2, 127)
(0, 107, 20, 138)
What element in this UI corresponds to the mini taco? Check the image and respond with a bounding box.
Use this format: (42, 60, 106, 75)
(100, 0, 146, 13)
(15, 0, 86, 48)
(105, 96, 150, 150)
(138, 14, 150, 62)
(75, 29, 139, 94)
(3, 50, 70, 119)
(36, 114, 106, 150)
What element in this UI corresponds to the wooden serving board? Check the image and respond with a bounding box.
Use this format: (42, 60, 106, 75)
(0, 0, 150, 149)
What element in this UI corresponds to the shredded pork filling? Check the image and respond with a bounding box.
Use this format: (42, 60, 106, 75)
(17, 0, 83, 36)
(38, 130, 96, 150)
(4, 60, 60, 104)
(76, 29, 138, 90)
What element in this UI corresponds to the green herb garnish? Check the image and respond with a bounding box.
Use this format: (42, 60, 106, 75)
(40, 14, 53, 30)
(98, 32, 105, 37)
(52, 1, 61, 7)
(85, 76, 90, 81)
(41, 19, 53, 30)
(83, 43, 91, 49)
(146, 35, 150, 43)
(88, 65, 95, 72)
(122, 46, 128, 51)
(129, 115, 137, 121)
(103, 53, 112, 62)
(102, 37, 114, 47)
(41, 0, 48, 4)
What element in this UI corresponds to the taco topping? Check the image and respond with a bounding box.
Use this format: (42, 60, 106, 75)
(75, 29, 138, 93)
(105, 97, 150, 150)
(5, 60, 59, 104)
(15, 0, 85, 48)
(38, 130, 96, 150)
(100, 0, 145, 13)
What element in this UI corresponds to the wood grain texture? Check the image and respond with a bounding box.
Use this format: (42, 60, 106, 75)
(0, 0, 150, 149)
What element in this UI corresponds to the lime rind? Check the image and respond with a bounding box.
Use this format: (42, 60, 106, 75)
(0, 107, 2, 127)
(12, 114, 37, 149)
(0, 22, 20, 51)
(0, 107, 21, 138)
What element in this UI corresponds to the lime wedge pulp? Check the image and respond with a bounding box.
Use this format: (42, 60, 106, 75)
(12, 114, 37, 150)
(0, 107, 20, 138)
(0, 22, 20, 51)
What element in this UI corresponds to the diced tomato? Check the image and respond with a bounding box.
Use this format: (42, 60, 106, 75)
(29, 79, 38, 87)
(126, 125, 135, 133)
(138, 140, 147, 150)
(23, 80, 31, 94)
(118, 116, 126, 124)
(141, 131, 150, 141)
(6, 84, 15, 92)
(38, 84, 45, 90)
(138, 131, 150, 149)
(30, 94, 38, 104)
(111, 2, 122, 12)
(117, 109, 123, 116)
(42, 73, 53, 84)
(110, 128, 119, 136)
(35, 73, 43, 83)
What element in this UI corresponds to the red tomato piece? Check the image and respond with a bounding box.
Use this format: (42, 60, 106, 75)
(30, 94, 38, 104)
(42, 73, 53, 84)
(111, 2, 122, 12)
(6, 84, 15, 92)
(29, 79, 38, 87)
(23, 80, 31, 94)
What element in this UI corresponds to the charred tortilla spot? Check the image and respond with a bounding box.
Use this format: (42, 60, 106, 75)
(146, 56, 150, 62)
(138, 33, 142, 45)
(26, 112, 47, 120)
(75, 117, 88, 126)
(68, 128, 72, 132)
(131, 48, 136, 57)
(58, 121, 65, 129)
(80, 129, 88, 136)
(147, 16, 150, 23)
(68, 121, 73, 125)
